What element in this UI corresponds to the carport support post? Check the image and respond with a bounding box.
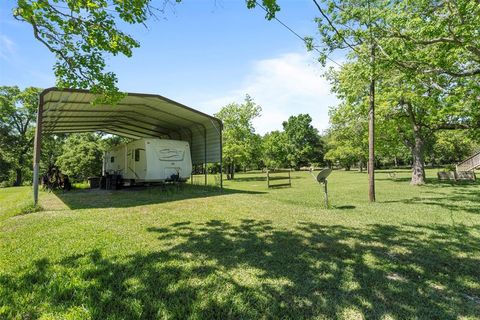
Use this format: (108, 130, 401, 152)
(219, 125, 223, 190)
(204, 126, 207, 186)
(33, 99, 44, 205)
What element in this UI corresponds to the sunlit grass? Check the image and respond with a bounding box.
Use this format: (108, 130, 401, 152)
(0, 169, 479, 319)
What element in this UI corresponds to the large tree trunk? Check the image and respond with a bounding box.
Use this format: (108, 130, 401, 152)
(411, 127, 426, 185)
(404, 101, 427, 185)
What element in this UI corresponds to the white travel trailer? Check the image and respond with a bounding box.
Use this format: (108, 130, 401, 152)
(104, 138, 192, 184)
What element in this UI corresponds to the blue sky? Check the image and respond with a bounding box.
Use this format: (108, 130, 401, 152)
(0, 0, 341, 134)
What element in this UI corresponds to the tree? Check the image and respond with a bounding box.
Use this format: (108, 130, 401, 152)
(56, 133, 103, 181)
(312, 0, 480, 185)
(262, 130, 288, 169)
(12, 0, 159, 101)
(247, 133, 264, 171)
(215, 95, 262, 180)
(282, 114, 324, 169)
(0, 86, 40, 186)
(330, 56, 479, 184)
(430, 131, 478, 166)
(325, 99, 368, 171)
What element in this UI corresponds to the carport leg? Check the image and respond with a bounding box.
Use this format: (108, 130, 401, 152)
(219, 125, 223, 190)
(33, 98, 44, 205)
(204, 126, 207, 186)
(204, 163, 207, 186)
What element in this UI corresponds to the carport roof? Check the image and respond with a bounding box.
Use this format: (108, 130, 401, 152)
(39, 88, 223, 164)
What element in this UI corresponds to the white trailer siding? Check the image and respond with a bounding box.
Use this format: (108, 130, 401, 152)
(105, 138, 192, 183)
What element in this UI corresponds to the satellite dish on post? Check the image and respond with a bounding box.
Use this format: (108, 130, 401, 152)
(313, 168, 332, 208)
(316, 168, 332, 184)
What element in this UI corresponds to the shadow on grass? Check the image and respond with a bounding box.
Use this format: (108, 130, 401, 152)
(229, 176, 302, 182)
(376, 174, 479, 186)
(334, 205, 356, 210)
(52, 184, 264, 210)
(228, 176, 267, 182)
(382, 186, 480, 214)
(1, 221, 479, 319)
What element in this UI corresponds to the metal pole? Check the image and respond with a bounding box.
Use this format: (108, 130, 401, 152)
(204, 126, 207, 186)
(33, 94, 44, 205)
(219, 124, 223, 190)
(102, 151, 106, 176)
(324, 179, 329, 209)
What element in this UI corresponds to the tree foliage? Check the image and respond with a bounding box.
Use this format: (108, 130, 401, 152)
(312, 0, 480, 184)
(56, 133, 103, 181)
(282, 114, 324, 169)
(12, 0, 283, 99)
(215, 95, 261, 179)
(0, 86, 40, 186)
(12, 0, 164, 100)
(262, 130, 288, 169)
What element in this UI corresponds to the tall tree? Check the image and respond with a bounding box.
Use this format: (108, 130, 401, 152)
(215, 95, 262, 180)
(331, 57, 479, 184)
(0, 86, 40, 186)
(282, 114, 324, 169)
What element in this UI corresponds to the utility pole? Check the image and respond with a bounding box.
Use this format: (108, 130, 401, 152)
(368, 43, 376, 202)
(367, 0, 376, 202)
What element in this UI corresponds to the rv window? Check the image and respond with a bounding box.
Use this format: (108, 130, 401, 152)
(110, 156, 114, 163)
(135, 149, 140, 161)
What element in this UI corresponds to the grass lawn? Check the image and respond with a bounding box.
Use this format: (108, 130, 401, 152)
(0, 169, 479, 319)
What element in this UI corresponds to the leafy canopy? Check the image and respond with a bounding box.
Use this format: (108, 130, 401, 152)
(215, 95, 262, 171)
(282, 114, 324, 169)
(0, 86, 40, 185)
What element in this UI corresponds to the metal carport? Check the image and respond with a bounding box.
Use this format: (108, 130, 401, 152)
(33, 88, 223, 204)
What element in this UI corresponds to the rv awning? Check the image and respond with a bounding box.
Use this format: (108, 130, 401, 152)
(38, 88, 222, 165)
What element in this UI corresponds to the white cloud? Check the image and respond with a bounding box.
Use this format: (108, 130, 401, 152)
(0, 34, 16, 61)
(198, 52, 339, 135)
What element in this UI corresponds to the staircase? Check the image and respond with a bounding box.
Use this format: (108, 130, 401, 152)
(456, 151, 480, 172)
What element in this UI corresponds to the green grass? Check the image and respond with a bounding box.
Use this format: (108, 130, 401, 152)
(0, 169, 479, 319)
(0, 186, 42, 221)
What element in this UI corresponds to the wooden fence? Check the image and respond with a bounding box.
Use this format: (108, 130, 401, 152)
(266, 169, 291, 188)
